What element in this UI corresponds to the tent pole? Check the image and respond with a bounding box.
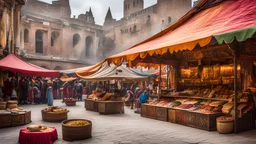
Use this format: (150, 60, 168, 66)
(233, 42, 238, 133)
(167, 65, 169, 90)
(158, 63, 162, 100)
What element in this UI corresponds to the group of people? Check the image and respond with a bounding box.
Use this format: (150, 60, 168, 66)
(61, 80, 84, 101)
(0, 75, 60, 106)
(124, 83, 150, 110)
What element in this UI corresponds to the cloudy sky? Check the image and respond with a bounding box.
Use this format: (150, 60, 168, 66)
(40, 0, 194, 25)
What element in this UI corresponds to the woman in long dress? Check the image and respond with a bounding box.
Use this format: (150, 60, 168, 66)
(46, 80, 53, 106)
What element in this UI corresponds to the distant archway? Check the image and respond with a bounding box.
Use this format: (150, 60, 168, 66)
(35, 30, 43, 53)
(73, 33, 81, 47)
(24, 29, 29, 43)
(54, 66, 63, 70)
(133, 25, 136, 32)
(85, 36, 93, 57)
(40, 65, 49, 69)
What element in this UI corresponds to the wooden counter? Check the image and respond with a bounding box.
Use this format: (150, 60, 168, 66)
(98, 101, 124, 115)
(84, 99, 98, 112)
(141, 104, 225, 131)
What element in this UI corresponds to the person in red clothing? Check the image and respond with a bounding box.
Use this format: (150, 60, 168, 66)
(52, 79, 58, 99)
(60, 82, 71, 102)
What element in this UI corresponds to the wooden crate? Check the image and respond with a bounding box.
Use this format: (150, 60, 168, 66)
(168, 109, 176, 123)
(156, 106, 167, 121)
(141, 104, 147, 117)
(25, 111, 32, 124)
(84, 99, 98, 112)
(186, 111, 197, 127)
(11, 114, 25, 126)
(146, 105, 156, 119)
(98, 101, 124, 114)
(175, 110, 186, 125)
(0, 114, 12, 128)
(195, 113, 209, 130)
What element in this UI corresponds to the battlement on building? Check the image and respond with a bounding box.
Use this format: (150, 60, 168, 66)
(127, 4, 157, 20)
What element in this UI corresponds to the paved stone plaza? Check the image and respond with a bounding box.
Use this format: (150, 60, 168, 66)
(0, 100, 256, 144)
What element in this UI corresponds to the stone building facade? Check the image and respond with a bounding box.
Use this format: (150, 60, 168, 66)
(20, 0, 103, 70)
(103, 0, 192, 56)
(20, 0, 192, 70)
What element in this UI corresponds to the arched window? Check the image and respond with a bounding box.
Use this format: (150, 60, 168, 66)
(24, 29, 29, 43)
(133, 1, 135, 7)
(54, 66, 63, 70)
(137, 0, 139, 4)
(73, 33, 81, 47)
(35, 30, 43, 53)
(128, 4, 129, 9)
(133, 25, 137, 32)
(51, 32, 58, 46)
(85, 36, 93, 57)
(168, 16, 172, 24)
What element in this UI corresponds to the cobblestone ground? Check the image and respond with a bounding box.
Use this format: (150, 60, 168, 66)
(0, 100, 256, 144)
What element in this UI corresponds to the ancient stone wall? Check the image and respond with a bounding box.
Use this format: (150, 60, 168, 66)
(19, 0, 192, 69)
(103, 0, 192, 56)
(22, 0, 71, 19)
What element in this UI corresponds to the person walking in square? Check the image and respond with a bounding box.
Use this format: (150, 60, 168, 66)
(46, 80, 54, 106)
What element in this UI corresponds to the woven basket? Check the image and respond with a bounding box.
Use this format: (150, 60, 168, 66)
(217, 118, 234, 134)
(7, 100, 18, 109)
(7, 103, 17, 109)
(65, 101, 76, 106)
(41, 110, 68, 122)
(62, 119, 92, 141)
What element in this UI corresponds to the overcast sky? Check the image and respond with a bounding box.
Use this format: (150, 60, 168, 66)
(40, 0, 194, 25)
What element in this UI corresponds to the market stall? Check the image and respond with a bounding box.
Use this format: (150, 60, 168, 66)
(0, 54, 60, 128)
(105, 0, 256, 133)
(81, 63, 150, 114)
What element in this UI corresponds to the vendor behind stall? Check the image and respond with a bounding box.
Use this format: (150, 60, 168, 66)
(139, 89, 150, 104)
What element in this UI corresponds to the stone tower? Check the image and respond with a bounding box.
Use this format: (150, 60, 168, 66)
(124, 0, 144, 17)
(78, 7, 95, 24)
(103, 7, 115, 27)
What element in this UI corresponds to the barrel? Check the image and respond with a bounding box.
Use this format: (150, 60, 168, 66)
(217, 118, 234, 134)
(62, 119, 92, 141)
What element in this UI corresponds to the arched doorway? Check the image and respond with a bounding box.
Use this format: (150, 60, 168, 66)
(35, 30, 43, 53)
(40, 65, 49, 69)
(24, 29, 29, 43)
(73, 34, 81, 47)
(54, 66, 63, 70)
(85, 36, 93, 57)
